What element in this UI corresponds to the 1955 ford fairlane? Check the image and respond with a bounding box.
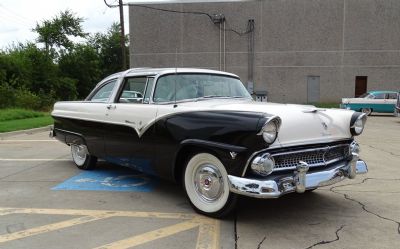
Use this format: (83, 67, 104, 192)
(51, 68, 368, 217)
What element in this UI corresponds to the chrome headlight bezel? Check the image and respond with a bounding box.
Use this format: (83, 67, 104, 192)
(350, 112, 367, 136)
(251, 153, 275, 176)
(258, 116, 282, 144)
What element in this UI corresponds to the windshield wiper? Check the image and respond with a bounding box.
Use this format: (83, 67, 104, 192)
(201, 95, 247, 99)
(202, 95, 227, 98)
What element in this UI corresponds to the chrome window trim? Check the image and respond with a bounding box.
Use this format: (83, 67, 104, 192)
(87, 79, 119, 102)
(150, 72, 245, 105)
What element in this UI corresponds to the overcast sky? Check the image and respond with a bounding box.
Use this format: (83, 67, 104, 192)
(0, 0, 129, 49)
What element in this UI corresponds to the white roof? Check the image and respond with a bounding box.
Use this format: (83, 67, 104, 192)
(101, 67, 240, 84)
(125, 67, 239, 77)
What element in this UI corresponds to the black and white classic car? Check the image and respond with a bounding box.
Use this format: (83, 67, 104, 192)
(51, 68, 368, 217)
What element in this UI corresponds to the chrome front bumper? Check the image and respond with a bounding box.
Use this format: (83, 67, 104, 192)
(228, 154, 368, 198)
(394, 107, 400, 117)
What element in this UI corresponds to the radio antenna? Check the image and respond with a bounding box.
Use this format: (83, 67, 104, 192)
(174, 47, 178, 105)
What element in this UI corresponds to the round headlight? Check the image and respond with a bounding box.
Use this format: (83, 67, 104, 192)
(262, 122, 278, 143)
(350, 113, 367, 136)
(354, 118, 364, 134)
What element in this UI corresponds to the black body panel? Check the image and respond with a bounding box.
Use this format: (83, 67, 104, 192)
(154, 111, 265, 179)
(53, 117, 105, 157)
(52, 110, 266, 181)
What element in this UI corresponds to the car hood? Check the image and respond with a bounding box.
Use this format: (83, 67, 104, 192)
(342, 97, 367, 104)
(177, 99, 354, 148)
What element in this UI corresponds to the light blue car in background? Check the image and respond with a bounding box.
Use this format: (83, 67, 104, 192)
(341, 91, 398, 115)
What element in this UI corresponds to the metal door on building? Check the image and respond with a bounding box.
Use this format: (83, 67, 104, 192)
(355, 76, 367, 97)
(307, 76, 320, 103)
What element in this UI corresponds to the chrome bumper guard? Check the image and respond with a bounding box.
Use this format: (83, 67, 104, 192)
(228, 154, 368, 198)
(49, 126, 54, 138)
(394, 107, 400, 117)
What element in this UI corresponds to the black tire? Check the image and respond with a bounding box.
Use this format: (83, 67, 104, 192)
(305, 188, 317, 193)
(71, 144, 97, 170)
(183, 153, 237, 218)
(361, 108, 372, 116)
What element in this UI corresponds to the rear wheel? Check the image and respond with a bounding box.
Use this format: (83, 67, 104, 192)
(183, 153, 237, 218)
(361, 108, 372, 116)
(71, 144, 97, 170)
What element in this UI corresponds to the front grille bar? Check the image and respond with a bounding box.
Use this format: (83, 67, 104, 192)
(271, 144, 350, 172)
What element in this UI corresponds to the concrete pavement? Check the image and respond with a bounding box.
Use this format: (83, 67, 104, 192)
(0, 115, 399, 248)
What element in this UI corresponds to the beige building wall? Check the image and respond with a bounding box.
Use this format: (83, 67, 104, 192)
(129, 0, 400, 103)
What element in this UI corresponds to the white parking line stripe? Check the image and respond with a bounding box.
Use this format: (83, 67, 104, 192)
(0, 140, 56, 143)
(0, 159, 70, 161)
(93, 219, 200, 249)
(0, 207, 196, 219)
(0, 214, 112, 243)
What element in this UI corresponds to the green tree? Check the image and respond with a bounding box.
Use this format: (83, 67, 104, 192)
(89, 23, 129, 77)
(59, 44, 101, 98)
(33, 10, 87, 52)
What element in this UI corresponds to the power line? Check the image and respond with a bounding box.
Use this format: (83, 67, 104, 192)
(0, 9, 32, 27)
(129, 4, 254, 36)
(0, 4, 34, 23)
(104, 0, 254, 36)
(104, 0, 127, 70)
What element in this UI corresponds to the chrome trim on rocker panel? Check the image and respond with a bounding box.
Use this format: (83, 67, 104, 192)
(54, 128, 84, 138)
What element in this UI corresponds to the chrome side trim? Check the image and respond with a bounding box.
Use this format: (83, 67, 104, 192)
(229, 158, 368, 199)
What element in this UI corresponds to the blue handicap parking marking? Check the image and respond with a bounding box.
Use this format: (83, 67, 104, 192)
(52, 168, 155, 192)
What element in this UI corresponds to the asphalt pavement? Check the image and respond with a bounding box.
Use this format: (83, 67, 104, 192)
(0, 114, 399, 249)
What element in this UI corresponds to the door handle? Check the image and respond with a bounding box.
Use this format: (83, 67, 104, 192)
(106, 104, 116, 110)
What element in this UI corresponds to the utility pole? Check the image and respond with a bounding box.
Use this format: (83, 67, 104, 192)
(119, 0, 127, 70)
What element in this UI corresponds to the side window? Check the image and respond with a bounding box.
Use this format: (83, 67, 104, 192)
(374, 93, 385, 99)
(90, 80, 117, 102)
(118, 77, 147, 103)
(154, 75, 176, 103)
(387, 93, 397, 99)
(143, 78, 154, 103)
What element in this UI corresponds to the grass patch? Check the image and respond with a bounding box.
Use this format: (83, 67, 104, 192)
(0, 108, 47, 122)
(0, 116, 53, 133)
(0, 108, 52, 133)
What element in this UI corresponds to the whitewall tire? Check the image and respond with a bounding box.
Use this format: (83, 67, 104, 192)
(183, 153, 237, 217)
(71, 144, 97, 170)
(361, 108, 372, 116)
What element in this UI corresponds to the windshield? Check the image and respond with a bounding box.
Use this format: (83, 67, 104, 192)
(358, 93, 374, 99)
(153, 74, 251, 103)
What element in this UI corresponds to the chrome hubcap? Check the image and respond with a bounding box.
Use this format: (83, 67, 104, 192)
(194, 164, 224, 202)
(71, 144, 87, 166)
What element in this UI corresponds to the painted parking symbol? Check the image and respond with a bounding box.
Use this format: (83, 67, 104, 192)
(52, 169, 155, 192)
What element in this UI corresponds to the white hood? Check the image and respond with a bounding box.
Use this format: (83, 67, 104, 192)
(177, 100, 354, 148)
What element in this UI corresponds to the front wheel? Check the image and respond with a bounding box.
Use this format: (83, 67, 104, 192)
(361, 108, 372, 116)
(183, 153, 237, 218)
(71, 144, 97, 170)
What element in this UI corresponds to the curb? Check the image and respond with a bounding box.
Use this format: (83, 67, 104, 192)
(0, 125, 52, 139)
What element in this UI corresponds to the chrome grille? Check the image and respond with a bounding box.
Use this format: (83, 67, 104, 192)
(272, 144, 350, 171)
